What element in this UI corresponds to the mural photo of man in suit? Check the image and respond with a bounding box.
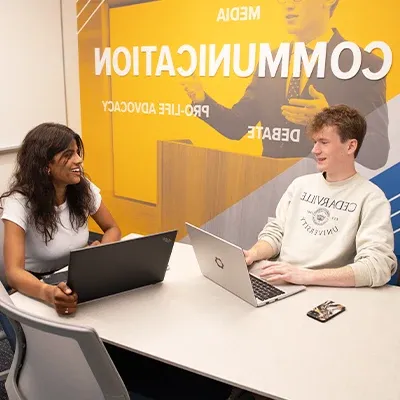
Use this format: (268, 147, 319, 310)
(182, 0, 389, 170)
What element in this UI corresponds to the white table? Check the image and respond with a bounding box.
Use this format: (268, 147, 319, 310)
(11, 236, 400, 400)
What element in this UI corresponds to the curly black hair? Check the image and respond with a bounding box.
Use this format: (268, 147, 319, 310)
(0, 123, 95, 244)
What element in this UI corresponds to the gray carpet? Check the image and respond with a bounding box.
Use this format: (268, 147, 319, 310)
(0, 330, 13, 400)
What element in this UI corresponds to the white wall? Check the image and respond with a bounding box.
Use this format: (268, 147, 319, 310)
(61, 0, 82, 134)
(0, 153, 16, 195)
(0, 0, 81, 194)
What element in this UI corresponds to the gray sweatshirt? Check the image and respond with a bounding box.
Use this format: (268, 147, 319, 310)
(258, 173, 397, 287)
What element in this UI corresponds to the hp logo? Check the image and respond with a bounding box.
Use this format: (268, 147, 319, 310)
(215, 257, 224, 269)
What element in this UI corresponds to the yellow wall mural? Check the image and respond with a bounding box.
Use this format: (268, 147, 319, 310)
(77, 0, 399, 243)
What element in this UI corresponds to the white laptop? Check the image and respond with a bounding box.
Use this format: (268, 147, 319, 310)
(186, 223, 305, 307)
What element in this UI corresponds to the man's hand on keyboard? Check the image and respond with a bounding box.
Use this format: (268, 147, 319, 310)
(259, 261, 315, 285)
(243, 249, 257, 266)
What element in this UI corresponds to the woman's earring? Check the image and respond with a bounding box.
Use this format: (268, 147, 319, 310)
(47, 168, 51, 176)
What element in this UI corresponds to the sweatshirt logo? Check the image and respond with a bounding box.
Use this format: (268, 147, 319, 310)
(299, 191, 359, 236)
(300, 215, 338, 236)
(312, 208, 330, 226)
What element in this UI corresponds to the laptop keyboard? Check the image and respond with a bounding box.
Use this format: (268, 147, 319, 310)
(250, 274, 285, 301)
(42, 271, 68, 285)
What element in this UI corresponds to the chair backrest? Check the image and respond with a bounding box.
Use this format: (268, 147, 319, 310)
(0, 283, 130, 400)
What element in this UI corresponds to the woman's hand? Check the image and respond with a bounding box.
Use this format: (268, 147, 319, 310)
(46, 282, 78, 315)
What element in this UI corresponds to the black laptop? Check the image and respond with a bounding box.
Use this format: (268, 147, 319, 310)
(43, 230, 177, 303)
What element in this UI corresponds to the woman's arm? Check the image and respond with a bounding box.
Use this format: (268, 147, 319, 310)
(91, 201, 121, 244)
(3, 220, 78, 314)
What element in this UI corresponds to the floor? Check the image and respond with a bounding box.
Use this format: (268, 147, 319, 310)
(0, 329, 12, 400)
(0, 328, 260, 400)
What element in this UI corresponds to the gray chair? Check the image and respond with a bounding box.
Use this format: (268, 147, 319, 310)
(0, 282, 150, 400)
(0, 222, 15, 381)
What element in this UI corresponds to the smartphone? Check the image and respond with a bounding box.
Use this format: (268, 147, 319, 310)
(307, 300, 345, 323)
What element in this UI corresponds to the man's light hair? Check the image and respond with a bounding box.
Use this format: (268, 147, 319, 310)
(306, 104, 367, 158)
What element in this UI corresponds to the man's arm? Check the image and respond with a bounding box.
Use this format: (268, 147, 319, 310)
(182, 71, 263, 140)
(316, 185, 397, 287)
(309, 266, 355, 286)
(346, 190, 397, 287)
(245, 181, 296, 265)
(260, 262, 356, 287)
(261, 190, 397, 287)
(244, 240, 276, 265)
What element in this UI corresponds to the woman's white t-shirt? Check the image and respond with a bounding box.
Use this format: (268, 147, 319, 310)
(0, 181, 102, 274)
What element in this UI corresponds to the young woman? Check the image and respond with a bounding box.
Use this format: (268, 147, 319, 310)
(0, 122, 121, 314)
(0, 122, 231, 399)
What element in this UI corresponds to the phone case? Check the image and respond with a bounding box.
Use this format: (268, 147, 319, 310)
(307, 300, 345, 322)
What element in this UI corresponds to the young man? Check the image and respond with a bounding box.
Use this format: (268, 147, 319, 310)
(244, 104, 396, 288)
(227, 104, 396, 400)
